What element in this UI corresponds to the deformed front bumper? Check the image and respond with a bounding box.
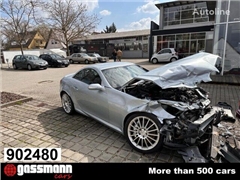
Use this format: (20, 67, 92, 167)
(178, 105, 240, 163)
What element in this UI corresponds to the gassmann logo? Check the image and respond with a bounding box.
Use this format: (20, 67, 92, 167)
(192, 8, 230, 16)
(17, 164, 72, 176)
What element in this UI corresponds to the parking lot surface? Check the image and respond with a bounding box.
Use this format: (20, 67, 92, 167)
(1, 59, 240, 163)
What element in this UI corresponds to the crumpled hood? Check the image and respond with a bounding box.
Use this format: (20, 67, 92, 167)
(137, 52, 221, 89)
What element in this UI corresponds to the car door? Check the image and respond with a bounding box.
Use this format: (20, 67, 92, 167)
(13, 55, 22, 67)
(71, 68, 109, 121)
(158, 49, 170, 61)
(71, 53, 80, 63)
(20, 55, 29, 68)
(46, 55, 54, 66)
(76, 53, 83, 63)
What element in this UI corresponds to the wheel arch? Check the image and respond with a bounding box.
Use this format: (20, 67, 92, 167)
(151, 58, 158, 64)
(60, 90, 76, 114)
(123, 111, 158, 136)
(123, 111, 164, 153)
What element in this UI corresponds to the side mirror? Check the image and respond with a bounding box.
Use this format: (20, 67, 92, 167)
(88, 84, 105, 91)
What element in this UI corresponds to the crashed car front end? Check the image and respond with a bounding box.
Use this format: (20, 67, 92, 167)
(122, 52, 240, 163)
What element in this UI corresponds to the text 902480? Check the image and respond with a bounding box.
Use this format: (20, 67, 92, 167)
(4, 148, 61, 162)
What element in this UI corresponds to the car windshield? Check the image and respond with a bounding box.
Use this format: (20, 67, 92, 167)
(25, 55, 40, 60)
(102, 65, 147, 88)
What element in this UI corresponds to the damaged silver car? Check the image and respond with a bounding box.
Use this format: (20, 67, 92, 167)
(60, 52, 240, 163)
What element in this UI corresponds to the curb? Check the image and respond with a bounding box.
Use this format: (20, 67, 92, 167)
(1, 97, 33, 108)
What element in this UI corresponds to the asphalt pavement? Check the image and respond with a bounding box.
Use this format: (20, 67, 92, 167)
(1, 59, 240, 163)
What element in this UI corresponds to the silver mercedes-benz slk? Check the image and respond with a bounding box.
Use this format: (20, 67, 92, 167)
(60, 52, 240, 163)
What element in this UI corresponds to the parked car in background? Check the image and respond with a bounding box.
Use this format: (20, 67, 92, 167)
(224, 68, 240, 75)
(66, 53, 98, 64)
(150, 48, 178, 64)
(60, 52, 239, 162)
(88, 53, 109, 63)
(39, 54, 69, 68)
(12, 54, 48, 70)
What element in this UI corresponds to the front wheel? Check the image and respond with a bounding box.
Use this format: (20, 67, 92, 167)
(85, 59, 89, 64)
(13, 64, 18, 69)
(61, 92, 75, 114)
(151, 58, 158, 64)
(124, 113, 164, 154)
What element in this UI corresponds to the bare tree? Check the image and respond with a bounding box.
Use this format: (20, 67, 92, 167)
(34, 24, 51, 41)
(0, 0, 43, 54)
(44, 0, 100, 55)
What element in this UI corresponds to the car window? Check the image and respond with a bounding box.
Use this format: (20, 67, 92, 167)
(161, 49, 171, 53)
(81, 53, 88, 57)
(73, 69, 101, 85)
(14, 55, 21, 60)
(166, 49, 171, 53)
(25, 55, 39, 60)
(50, 54, 62, 59)
(102, 65, 147, 89)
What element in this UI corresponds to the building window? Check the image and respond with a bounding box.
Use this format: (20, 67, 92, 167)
(229, 1, 240, 22)
(164, 2, 209, 26)
(156, 32, 205, 57)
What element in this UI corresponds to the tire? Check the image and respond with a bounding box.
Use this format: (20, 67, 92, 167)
(151, 58, 158, 64)
(124, 112, 164, 154)
(69, 59, 73, 64)
(61, 92, 75, 114)
(85, 59, 89, 64)
(27, 64, 32, 70)
(13, 64, 18, 69)
(170, 57, 177, 62)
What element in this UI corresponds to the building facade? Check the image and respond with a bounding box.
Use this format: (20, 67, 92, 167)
(150, 0, 240, 74)
(69, 0, 239, 73)
(212, 0, 240, 73)
(7, 31, 46, 51)
(71, 29, 150, 59)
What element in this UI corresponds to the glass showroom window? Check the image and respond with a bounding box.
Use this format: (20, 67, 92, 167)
(164, 2, 209, 26)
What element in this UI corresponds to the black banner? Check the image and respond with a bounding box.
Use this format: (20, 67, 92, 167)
(1, 163, 240, 179)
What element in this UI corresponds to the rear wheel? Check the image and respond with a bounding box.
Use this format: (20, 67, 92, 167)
(151, 58, 158, 64)
(27, 64, 32, 70)
(61, 92, 75, 114)
(124, 112, 164, 154)
(85, 59, 89, 64)
(170, 57, 177, 62)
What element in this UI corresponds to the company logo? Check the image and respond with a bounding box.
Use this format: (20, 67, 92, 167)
(4, 164, 17, 177)
(192, 8, 230, 16)
(3, 164, 72, 178)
